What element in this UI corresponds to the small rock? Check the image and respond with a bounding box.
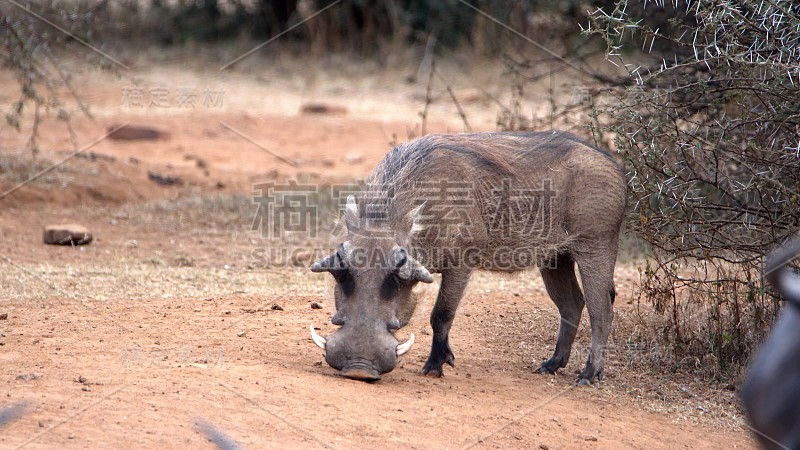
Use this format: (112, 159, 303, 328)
(78, 376, 87, 384)
(237, 331, 246, 337)
(172, 256, 194, 267)
(16, 373, 42, 381)
(147, 171, 182, 186)
(271, 304, 284, 311)
(310, 302, 323, 310)
(74, 151, 116, 162)
(0, 313, 7, 320)
(300, 103, 348, 115)
(43, 224, 93, 246)
(108, 124, 168, 141)
(81, 386, 91, 392)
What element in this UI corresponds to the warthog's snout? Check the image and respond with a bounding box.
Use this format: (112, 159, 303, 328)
(310, 324, 415, 381)
(340, 365, 382, 382)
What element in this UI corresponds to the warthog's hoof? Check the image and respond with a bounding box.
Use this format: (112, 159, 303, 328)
(420, 365, 445, 377)
(420, 343, 455, 377)
(576, 367, 603, 385)
(420, 351, 455, 377)
(536, 357, 566, 375)
(420, 359, 454, 377)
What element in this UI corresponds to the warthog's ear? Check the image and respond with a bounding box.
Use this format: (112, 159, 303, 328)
(407, 201, 427, 235)
(344, 195, 360, 234)
(392, 247, 433, 283)
(310, 244, 347, 273)
(310, 253, 338, 273)
(395, 201, 427, 245)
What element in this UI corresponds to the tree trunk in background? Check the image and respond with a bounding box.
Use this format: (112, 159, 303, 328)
(258, 0, 298, 36)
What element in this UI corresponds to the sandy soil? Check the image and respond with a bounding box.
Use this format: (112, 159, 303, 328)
(0, 52, 755, 449)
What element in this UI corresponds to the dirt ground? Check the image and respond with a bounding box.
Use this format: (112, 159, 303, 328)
(0, 51, 756, 449)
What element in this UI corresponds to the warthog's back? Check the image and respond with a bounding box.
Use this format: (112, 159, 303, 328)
(364, 131, 626, 271)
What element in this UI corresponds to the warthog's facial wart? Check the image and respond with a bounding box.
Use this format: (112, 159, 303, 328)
(309, 196, 432, 381)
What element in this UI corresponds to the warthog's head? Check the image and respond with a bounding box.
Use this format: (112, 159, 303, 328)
(309, 195, 433, 381)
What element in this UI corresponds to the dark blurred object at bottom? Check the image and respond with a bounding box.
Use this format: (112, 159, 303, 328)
(742, 238, 800, 449)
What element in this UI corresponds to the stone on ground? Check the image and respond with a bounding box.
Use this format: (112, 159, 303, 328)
(43, 224, 93, 245)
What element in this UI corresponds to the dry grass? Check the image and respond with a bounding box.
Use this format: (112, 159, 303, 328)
(0, 153, 72, 184)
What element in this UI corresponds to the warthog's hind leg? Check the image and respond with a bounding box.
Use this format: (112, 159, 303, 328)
(537, 252, 585, 375)
(574, 252, 616, 385)
(421, 269, 471, 377)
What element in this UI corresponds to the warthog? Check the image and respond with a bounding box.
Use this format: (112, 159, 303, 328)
(309, 131, 626, 383)
(742, 239, 800, 449)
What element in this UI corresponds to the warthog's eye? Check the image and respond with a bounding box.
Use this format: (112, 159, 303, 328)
(333, 268, 355, 297)
(380, 273, 404, 300)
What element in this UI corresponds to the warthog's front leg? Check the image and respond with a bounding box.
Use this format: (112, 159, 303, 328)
(421, 269, 471, 377)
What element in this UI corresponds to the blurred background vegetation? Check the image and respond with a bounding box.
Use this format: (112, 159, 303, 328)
(2, 0, 799, 383)
(32, 0, 602, 49)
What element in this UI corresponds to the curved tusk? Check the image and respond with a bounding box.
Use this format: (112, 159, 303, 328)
(395, 333, 415, 356)
(309, 324, 327, 350)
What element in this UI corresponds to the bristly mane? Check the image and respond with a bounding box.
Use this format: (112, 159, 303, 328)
(368, 133, 518, 190)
